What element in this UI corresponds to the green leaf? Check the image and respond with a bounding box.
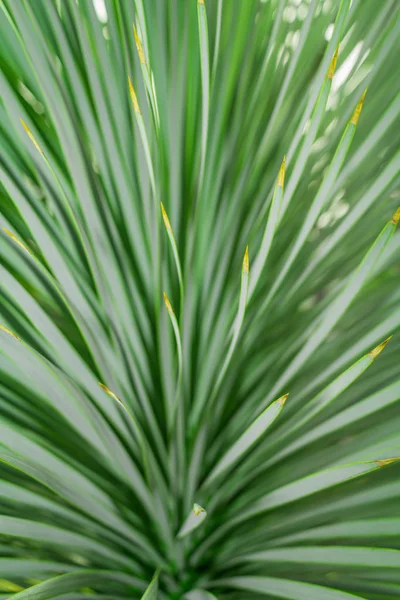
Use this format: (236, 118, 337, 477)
(0, 0, 399, 597)
(249, 158, 285, 300)
(217, 576, 367, 599)
(141, 570, 160, 600)
(203, 393, 287, 488)
(270, 519, 400, 547)
(0, 516, 134, 569)
(264, 209, 398, 405)
(233, 460, 396, 523)
(185, 591, 218, 600)
(239, 546, 400, 569)
(9, 571, 144, 600)
(0, 559, 74, 579)
(197, 0, 210, 189)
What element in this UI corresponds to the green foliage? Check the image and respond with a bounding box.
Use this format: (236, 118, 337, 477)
(0, 0, 400, 598)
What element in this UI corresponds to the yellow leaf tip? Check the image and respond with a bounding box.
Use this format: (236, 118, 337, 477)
(98, 382, 120, 402)
(193, 503, 206, 516)
(277, 155, 286, 188)
(128, 77, 141, 114)
(163, 292, 174, 315)
(278, 393, 289, 406)
(133, 24, 146, 64)
(350, 88, 367, 125)
(0, 324, 21, 341)
(3, 227, 17, 241)
(368, 336, 392, 359)
(391, 207, 400, 226)
(198, 0, 205, 4)
(327, 46, 339, 79)
(0, 580, 23, 593)
(243, 245, 249, 274)
(20, 118, 43, 155)
(3, 228, 30, 253)
(375, 457, 399, 468)
(160, 202, 172, 231)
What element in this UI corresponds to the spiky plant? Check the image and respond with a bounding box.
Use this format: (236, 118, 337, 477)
(0, 0, 400, 598)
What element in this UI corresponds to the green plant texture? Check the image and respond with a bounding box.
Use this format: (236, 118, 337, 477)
(0, 0, 400, 598)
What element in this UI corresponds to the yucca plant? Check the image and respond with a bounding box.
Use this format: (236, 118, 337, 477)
(0, 0, 400, 598)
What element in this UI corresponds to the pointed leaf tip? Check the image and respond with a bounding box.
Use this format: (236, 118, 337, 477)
(98, 382, 119, 401)
(128, 77, 141, 114)
(375, 457, 400, 468)
(20, 118, 43, 155)
(20, 117, 30, 133)
(160, 202, 172, 231)
(350, 89, 367, 125)
(327, 46, 339, 79)
(243, 246, 249, 274)
(0, 324, 21, 341)
(99, 383, 129, 414)
(193, 503, 206, 516)
(368, 336, 392, 359)
(391, 207, 400, 226)
(133, 25, 146, 64)
(0, 580, 23, 593)
(204, 393, 286, 488)
(3, 228, 30, 253)
(178, 503, 207, 538)
(163, 292, 174, 314)
(277, 156, 286, 188)
(278, 393, 289, 406)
